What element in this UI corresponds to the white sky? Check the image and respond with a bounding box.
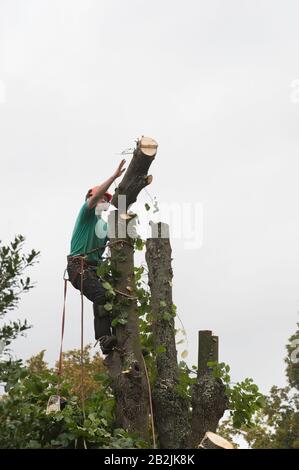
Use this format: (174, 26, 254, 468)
(1, 0, 299, 395)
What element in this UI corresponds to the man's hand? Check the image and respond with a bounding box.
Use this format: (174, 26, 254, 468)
(86, 159, 126, 209)
(113, 159, 126, 179)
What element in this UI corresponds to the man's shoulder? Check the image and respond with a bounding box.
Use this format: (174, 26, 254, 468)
(80, 200, 95, 214)
(75, 201, 95, 224)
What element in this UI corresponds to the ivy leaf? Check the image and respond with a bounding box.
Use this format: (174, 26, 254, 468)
(163, 312, 172, 322)
(102, 282, 112, 290)
(103, 303, 113, 312)
(135, 238, 145, 251)
(156, 345, 166, 354)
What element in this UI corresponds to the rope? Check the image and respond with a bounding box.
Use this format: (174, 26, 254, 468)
(56, 261, 87, 448)
(97, 274, 137, 300)
(141, 354, 156, 449)
(78, 240, 133, 258)
(107, 239, 134, 249)
(113, 287, 137, 300)
(56, 277, 68, 396)
(80, 257, 87, 449)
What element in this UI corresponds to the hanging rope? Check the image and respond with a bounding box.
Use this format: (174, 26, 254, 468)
(76, 239, 134, 259)
(56, 272, 68, 396)
(79, 257, 87, 449)
(141, 354, 156, 449)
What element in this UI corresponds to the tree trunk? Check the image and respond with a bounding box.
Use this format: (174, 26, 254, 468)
(104, 137, 158, 441)
(145, 222, 190, 448)
(111, 136, 157, 211)
(189, 331, 228, 447)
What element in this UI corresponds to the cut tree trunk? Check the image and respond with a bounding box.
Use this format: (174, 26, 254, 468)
(104, 137, 158, 441)
(111, 136, 157, 211)
(145, 222, 190, 449)
(189, 331, 228, 447)
(198, 431, 234, 449)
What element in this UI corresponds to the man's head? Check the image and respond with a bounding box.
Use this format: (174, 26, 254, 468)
(85, 188, 112, 213)
(85, 188, 112, 201)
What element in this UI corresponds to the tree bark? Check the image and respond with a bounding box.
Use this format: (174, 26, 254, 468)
(111, 136, 157, 211)
(189, 331, 228, 447)
(103, 137, 158, 441)
(145, 222, 190, 449)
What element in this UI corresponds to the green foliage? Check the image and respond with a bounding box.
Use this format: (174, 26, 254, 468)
(111, 315, 128, 327)
(228, 379, 265, 428)
(285, 323, 299, 390)
(219, 323, 299, 448)
(0, 236, 40, 395)
(156, 345, 166, 354)
(175, 361, 197, 400)
(96, 259, 114, 279)
(0, 353, 147, 449)
(208, 361, 265, 428)
(219, 386, 299, 449)
(134, 237, 145, 251)
(0, 235, 39, 353)
(159, 302, 176, 323)
(0, 235, 39, 316)
(103, 302, 113, 312)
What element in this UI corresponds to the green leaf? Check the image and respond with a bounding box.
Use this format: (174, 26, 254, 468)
(162, 312, 172, 322)
(135, 238, 145, 251)
(156, 345, 166, 354)
(145, 203, 151, 211)
(102, 282, 112, 290)
(103, 303, 113, 312)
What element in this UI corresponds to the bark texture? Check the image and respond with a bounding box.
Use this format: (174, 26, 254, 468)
(146, 222, 190, 448)
(189, 331, 228, 447)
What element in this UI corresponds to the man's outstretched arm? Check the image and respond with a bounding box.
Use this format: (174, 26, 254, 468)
(87, 159, 126, 209)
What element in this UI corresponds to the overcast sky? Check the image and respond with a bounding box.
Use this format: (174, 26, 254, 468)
(1, 0, 299, 396)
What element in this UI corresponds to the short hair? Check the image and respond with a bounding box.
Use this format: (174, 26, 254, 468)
(85, 189, 110, 202)
(85, 188, 92, 201)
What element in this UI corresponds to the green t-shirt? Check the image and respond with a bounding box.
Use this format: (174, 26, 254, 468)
(69, 201, 109, 263)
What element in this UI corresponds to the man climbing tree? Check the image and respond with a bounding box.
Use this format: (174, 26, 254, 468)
(67, 159, 126, 355)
